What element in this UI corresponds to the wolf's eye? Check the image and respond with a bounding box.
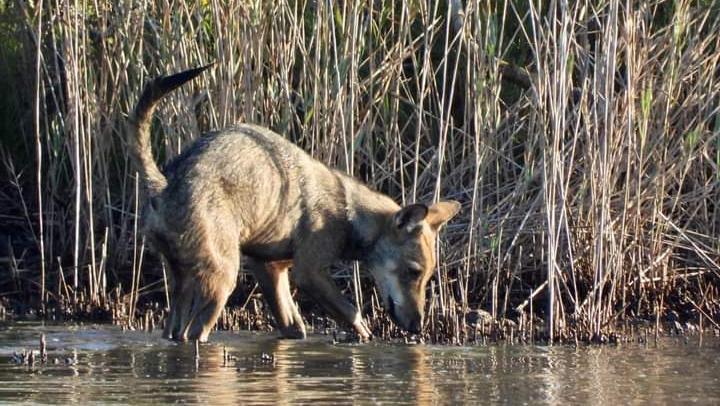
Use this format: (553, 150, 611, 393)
(407, 263, 423, 278)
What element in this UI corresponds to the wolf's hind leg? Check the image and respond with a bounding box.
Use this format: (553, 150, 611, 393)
(184, 251, 239, 343)
(247, 259, 306, 339)
(158, 262, 194, 341)
(171, 276, 196, 341)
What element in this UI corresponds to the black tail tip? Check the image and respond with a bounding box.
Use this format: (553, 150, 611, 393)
(156, 62, 216, 93)
(181, 62, 216, 78)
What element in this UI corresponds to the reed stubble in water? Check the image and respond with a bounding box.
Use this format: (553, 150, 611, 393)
(0, 0, 718, 344)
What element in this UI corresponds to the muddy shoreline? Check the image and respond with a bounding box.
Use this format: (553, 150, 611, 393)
(2, 296, 717, 347)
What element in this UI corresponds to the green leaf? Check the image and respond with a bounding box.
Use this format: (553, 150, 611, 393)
(486, 15, 498, 58)
(641, 83, 653, 118)
(684, 127, 700, 152)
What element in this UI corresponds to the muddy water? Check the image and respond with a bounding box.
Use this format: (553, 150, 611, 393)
(1, 323, 719, 404)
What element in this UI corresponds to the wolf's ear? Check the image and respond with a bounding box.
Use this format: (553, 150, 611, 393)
(427, 201, 461, 231)
(393, 204, 428, 233)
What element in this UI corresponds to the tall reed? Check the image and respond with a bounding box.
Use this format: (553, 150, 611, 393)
(0, 0, 717, 342)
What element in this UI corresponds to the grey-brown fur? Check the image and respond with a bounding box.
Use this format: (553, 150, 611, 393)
(128, 65, 460, 342)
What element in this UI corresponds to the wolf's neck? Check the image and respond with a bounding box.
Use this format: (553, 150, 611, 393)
(339, 174, 399, 260)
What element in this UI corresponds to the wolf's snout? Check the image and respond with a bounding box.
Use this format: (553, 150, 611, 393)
(387, 295, 423, 333)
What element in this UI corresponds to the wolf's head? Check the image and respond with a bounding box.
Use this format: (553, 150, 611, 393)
(366, 201, 460, 334)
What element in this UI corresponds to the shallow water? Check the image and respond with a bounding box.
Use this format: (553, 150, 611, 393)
(0, 322, 719, 404)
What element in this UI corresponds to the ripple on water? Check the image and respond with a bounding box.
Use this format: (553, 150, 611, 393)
(0, 322, 719, 404)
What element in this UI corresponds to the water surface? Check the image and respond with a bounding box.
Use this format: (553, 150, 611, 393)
(1, 322, 718, 404)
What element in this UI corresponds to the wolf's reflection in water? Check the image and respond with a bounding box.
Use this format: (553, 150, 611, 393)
(1, 325, 718, 404)
(217, 338, 438, 404)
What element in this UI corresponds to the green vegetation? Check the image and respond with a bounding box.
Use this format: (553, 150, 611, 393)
(0, 0, 718, 343)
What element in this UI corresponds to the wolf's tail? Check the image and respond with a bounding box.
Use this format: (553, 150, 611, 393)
(128, 64, 213, 196)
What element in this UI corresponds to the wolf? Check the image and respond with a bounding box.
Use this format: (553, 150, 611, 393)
(127, 65, 460, 342)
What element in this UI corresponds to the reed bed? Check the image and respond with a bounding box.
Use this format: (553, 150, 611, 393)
(0, 0, 718, 343)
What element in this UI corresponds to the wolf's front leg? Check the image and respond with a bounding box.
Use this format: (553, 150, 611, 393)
(292, 257, 372, 341)
(246, 258, 306, 339)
